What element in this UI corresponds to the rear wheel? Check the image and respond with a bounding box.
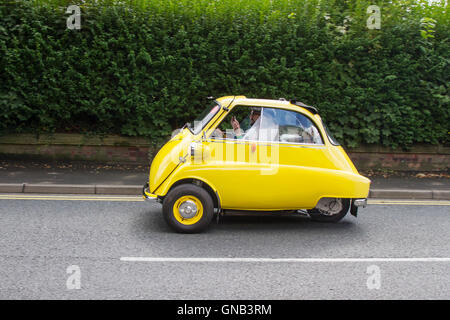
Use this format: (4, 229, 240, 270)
(308, 198, 350, 223)
(162, 184, 214, 233)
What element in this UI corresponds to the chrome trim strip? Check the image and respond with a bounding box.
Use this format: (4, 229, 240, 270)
(205, 138, 326, 149)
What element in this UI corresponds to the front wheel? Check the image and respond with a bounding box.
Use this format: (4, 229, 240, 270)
(308, 198, 350, 223)
(162, 184, 215, 233)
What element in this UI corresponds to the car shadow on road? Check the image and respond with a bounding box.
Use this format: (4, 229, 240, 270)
(214, 213, 357, 232)
(140, 207, 360, 235)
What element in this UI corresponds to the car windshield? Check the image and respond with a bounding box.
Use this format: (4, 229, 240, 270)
(191, 101, 221, 134)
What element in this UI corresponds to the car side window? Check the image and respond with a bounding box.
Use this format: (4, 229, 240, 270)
(263, 108, 323, 144)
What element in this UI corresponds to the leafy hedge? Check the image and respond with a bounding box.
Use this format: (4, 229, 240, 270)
(1, 0, 449, 148)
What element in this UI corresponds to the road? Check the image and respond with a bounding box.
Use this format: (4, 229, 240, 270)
(0, 194, 449, 299)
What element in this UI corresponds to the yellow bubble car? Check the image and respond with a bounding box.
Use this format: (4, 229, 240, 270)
(144, 96, 370, 233)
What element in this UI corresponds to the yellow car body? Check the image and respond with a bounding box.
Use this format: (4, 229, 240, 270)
(144, 96, 370, 232)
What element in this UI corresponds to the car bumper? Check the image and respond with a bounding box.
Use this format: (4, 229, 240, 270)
(350, 198, 367, 217)
(143, 183, 157, 201)
(353, 198, 367, 207)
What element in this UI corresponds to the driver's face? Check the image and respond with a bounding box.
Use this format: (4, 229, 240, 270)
(250, 111, 260, 123)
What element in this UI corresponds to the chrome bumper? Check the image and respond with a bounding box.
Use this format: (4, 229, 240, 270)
(142, 183, 157, 201)
(350, 198, 367, 217)
(353, 198, 367, 208)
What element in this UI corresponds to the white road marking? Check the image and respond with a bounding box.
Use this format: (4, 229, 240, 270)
(120, 257, 450, 263)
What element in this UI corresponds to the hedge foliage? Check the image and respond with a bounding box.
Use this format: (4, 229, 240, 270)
(1, 0, 449, 148)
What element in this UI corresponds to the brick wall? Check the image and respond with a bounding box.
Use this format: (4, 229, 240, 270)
(0, 134, 448, 171)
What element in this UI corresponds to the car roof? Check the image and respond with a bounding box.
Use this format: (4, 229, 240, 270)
(216, 96, 319, 117)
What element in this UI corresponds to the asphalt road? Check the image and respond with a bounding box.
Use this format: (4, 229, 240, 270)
(0, 194, 449, 299)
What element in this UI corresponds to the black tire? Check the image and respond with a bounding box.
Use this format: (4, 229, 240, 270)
(162, 184, 214, 233)
(308, 198, 350, 223)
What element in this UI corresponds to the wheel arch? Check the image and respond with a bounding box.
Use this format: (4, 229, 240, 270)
(164, 178, 221, 210)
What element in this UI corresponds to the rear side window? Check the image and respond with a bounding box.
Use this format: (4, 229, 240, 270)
(261, 108, 323, 144)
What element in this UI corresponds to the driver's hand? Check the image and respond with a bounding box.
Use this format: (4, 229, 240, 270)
(231, 116, 240, 130)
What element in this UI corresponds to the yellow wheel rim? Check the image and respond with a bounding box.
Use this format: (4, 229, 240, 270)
(173, 195, 203, 225)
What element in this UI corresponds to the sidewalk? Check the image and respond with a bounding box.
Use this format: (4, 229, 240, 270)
(0, 160, 449, 199)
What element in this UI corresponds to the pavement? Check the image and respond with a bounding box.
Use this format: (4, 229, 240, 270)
(0, 196, 449, 299)
(0, 159, 449, 199)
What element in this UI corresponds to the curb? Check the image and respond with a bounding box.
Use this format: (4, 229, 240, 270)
(24, 184, 95, 194)
(95, 185, 142, 195)
(369, 189, 450, 200)
(0, 183, 449, 200)
(0, 183, 142, 196)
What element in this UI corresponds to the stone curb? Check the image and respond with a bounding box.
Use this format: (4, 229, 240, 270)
(24, 184, 96, 194)
(369, 189, 432, 199)
(95, 185, 142, 195)
(368, 189, 449, 200)
(0, 183, 142, 196)
(0, 184, 449, 200)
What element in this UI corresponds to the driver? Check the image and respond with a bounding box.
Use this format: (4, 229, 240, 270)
(231, 107, 261, 139)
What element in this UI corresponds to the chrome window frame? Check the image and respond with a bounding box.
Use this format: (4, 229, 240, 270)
(206, 138, 325, 149)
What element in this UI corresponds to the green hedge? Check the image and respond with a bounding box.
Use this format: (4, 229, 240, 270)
(1, 0, 449, 148)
